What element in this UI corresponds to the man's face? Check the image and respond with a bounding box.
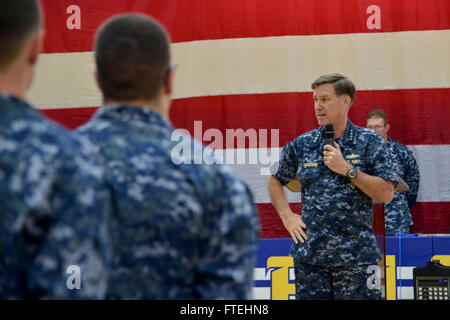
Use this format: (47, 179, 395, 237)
(313, 83, 350, 127)
(366, 116, 389, 142)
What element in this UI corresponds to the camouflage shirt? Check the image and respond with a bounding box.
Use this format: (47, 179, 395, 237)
(272, 120, 397, 267)
(76, 105, 259, 299)
(0, 95, 111, 299)
(384, 137, 420, 235)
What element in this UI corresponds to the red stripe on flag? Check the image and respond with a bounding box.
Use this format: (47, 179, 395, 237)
(39, 88, 450, 145)
(41, 0, 450, 53)
(40, 107, 98, 130)
(38, 109, 450, 238)
(256, 203, 298, 239)
(410, 202, 450, 234)
(258, 202, 450, 238)
(169, 88, 450, 146)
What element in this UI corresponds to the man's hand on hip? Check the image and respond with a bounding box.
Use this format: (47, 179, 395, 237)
(281, 212, 308, 244)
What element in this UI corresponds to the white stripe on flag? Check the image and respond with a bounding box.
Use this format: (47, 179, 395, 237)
(28, 29, 450, 109)
(213, 145, 450, 203)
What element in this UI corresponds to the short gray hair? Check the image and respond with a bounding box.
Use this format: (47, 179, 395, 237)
(311, 73, 356, 106)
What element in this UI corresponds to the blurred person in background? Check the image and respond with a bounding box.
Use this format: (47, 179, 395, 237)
(366, 109, 420, 235)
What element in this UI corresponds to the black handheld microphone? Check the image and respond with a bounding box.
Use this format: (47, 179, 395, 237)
(324, 124, 334, 149)
(324, 124, 335, 176)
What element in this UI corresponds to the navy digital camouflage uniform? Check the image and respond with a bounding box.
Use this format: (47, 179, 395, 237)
(0, 95, 111, 299)
(384, 137, 420, 236)
(272, 120, 397, 299)
(76, 105, 260, 299)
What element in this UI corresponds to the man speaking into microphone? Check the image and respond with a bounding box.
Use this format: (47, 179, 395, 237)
(267, 73, 397, 300)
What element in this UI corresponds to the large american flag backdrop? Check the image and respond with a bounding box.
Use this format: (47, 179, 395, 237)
(31, 0, 449, 236)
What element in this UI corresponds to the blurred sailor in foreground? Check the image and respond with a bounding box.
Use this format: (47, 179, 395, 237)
(76, 13, 259, 299)
(0, 0, 111, 299)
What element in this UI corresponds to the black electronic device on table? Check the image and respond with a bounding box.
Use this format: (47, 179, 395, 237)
(413, 260, 450, 300)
